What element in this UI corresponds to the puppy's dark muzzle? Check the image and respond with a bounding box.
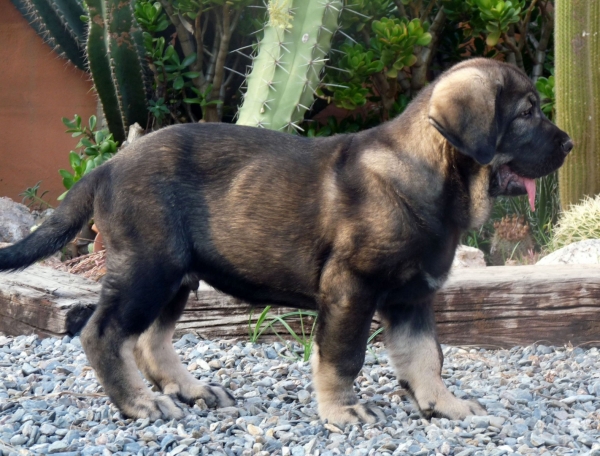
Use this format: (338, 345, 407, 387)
(561, 138, 574, 155)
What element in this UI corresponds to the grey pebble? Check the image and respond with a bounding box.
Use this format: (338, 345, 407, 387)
(47, 440, 69, 453)
(9, 434, 27, 446)
(0, 334, 599, 456)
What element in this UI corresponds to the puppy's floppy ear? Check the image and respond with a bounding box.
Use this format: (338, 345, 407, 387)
(428, 67, 502, 165)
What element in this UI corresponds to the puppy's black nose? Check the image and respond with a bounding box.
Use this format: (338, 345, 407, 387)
(562, 138, 574, 154)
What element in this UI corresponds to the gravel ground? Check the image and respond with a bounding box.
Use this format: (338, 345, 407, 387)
(1, 333, 600, 456)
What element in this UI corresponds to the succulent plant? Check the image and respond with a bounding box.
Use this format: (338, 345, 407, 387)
(550, 195, 600, 252)
(10, 0, 87, 70)
(85, 0, 151, 143)
(490, 214, 534, 265)
(555, 0, 600, 209)
(236, 0, 342, 133)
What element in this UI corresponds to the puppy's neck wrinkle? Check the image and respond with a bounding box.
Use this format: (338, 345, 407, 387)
(444, 141, 493, 230)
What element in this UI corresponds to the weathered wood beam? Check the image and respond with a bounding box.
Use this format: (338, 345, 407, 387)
(0, 265, 99, 338)
(1, 264, 599, 347)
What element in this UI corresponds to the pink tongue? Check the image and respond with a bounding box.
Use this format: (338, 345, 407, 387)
(523, 178, 536, 212)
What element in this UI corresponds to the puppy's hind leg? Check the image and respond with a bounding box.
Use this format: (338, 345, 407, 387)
(80, 264, 187, 421)
(134, 283, 236, 410)
(379, 297, 486, 420)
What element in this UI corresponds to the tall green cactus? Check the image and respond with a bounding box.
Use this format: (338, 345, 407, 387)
(10, 0, 87, 70)
(236, 0, 342, 133)
(85, 0, 150, 143)
(555, 0, 600, 208)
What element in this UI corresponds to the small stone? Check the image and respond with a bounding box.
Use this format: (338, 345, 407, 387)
(489, 416, 506, 428)
(48, 440, 69, 453)
(578, 434, 597, 447)
(297, 390, 311, 404)
(561, 395, 595, 404)
(530, 432, 545, 447)
(408, 444, 423, 455)
(264, 348, 278, 360)
(247, 424, 264, 436)
(291, 446, 305, 456)
(64, 430, 80, 444)
(197, 360, 211, 371)
(208, 359, 222, 369)
(471, 416, 490, 429)
(304, 437, 318, 454)
(10, 434, 27, 446)
(40, 423, 57, 435)
(170, 444, 188, 455)
(21, 362, 40, 376)
(439, 441, 451, 455)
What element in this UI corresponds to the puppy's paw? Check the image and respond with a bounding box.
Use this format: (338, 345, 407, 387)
(421, 396, 486, 420)
(120, 393, 185, 421)
(165, 381, 236, 409)
(319, 402, 386, 426)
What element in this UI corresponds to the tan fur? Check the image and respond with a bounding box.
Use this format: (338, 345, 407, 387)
(311, 344, 385, 425)
(134, 317, 235, 408)
(80, 326, 183, 420)
(385, 329, 485, 419)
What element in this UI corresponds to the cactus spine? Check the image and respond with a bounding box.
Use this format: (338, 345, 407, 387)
(236, 0, 342, 133)
(555, 0, 600, 208)
(10, 0, 87, 70)
(85, 0, 150, 143)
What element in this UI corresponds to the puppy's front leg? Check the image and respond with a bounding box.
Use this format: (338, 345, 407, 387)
(312, 264, 385, 426)
(379, 297, 486, 420)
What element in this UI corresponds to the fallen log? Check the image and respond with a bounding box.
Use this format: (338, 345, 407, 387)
(0, 265, 99, 338)
(1, 264, 599, 347)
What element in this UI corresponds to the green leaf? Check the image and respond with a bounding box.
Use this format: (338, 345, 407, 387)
(69, 152, 81, 169)
(85, 160, 96, 174)
(59, 169, 73, 179)
(181, 53, 197, 68)
(486, 27, 502, 46)
(386, 67, 398, 78)
(416, 33, 432, 47)
(62, 176, 74, 190)
(173, 76, 184, 90)
(57, 190, 69, 201)
(62, 117, 76, 129)
(81, 138, 94, 148)
(99, 141, 112, 155)
(89, 115, 97, 131)
(95, 130, 106, 144)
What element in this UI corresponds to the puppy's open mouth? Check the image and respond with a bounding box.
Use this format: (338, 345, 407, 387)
(497, 165, 536, 211)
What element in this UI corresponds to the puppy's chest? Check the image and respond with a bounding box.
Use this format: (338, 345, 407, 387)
(355, 225, 459, 299)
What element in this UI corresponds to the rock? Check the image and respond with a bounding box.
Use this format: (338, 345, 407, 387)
(0, 197, 35, 243)
(40, 423, 57, 435)
(208, 359, 222, 369)
(561, 395, 595, 405)
(452, 245, 486, 269)
(10, 434, 27, 446)
(297, 390, 311, 405)
(247, 424, 264, 436)
(537, 239, 600, 265)
(489, 416, 506, 429)
(48, 440, 69, 453)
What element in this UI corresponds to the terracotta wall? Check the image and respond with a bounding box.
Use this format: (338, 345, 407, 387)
(0, 0, 97, 204)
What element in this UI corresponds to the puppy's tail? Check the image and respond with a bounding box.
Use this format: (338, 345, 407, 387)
(0, 166, 105, 271)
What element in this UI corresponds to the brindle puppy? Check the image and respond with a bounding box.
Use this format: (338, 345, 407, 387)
(0, 58, 572, 425)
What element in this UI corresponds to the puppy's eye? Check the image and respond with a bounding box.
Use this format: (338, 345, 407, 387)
(521, 107, 532, 118)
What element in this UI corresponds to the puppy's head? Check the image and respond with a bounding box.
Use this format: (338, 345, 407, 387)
(428, 58, 571, 207)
